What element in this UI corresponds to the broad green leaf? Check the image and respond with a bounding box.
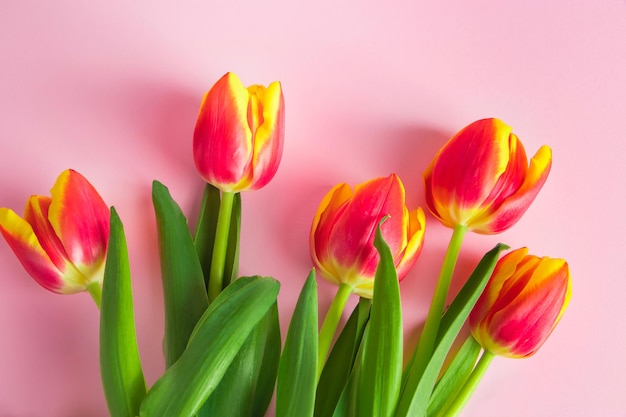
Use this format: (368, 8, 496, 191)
(194, 183, 241, 290)
(197, 302, 281, 417)
(394, 244, 508, 417)
(139, 276, 280, 417)
(315, 298, 371, 417)
(357, 222, 403, 417)
(100, 208, 146, 417)
(276, 271, 318, 417)
(426, 336, 481, 417)
(152, 181, 209, 367)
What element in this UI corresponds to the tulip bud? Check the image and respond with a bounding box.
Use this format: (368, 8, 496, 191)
(469, 247, 572, 358)
(0, 169, 110, 294)
(424, 118, 552, 234)
(310, 174, 425, 298)
(193, 72, 285, 192)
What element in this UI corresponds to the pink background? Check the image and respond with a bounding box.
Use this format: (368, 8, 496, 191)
(1, 1, 625, 416)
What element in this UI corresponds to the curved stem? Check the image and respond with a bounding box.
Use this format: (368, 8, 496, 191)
(409, 225, 467, 378)
(317, 283, 353, 378)
(207, 191, 235, 302)
(442, 350, 494, 417)
(87, 282, 102, 309)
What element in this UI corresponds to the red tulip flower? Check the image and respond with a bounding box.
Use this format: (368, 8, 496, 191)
(310, 174, 425, 298)
(469, 247, 572, 358)
(424, 118, 552, 234)
(193, 72, 285, 192)
(0, 169, 110, 294)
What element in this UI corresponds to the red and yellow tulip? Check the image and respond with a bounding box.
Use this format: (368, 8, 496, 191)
(310, 174, 425, 298)
(469, 247, 572, 358)
(424, 118, 551, 234)
(193, 72, 285, 192)
(0, 169, 110, 294)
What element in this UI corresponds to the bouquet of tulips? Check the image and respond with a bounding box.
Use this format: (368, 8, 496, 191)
(0, 72, 571, 417)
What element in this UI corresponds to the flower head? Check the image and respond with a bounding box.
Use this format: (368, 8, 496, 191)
(193, 72, 285, 192)
(469, 247, 572, 358)
(310, 174, 425, 298)
(424, 118, 551, 234)
(0, 169, 110, 294)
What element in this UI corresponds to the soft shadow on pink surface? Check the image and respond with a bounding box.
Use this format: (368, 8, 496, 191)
(265, 123, 461, 337)
(0, 285, 106, 417)
(361, 124, 453, 204)
(76, 76, 202, 175)
(0, 409, 107, 417)
(0, 78, 214, 415)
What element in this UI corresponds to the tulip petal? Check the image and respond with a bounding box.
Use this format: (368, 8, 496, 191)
(193, 73, 285, 192)
(310, 183, 353, 284)
(424, 119, 512, 227)
(310, 175, 424, 298)
(395, 207, 426, 279)
(469, 249, 529, 336)
(482, 145, 552, 233)
(24, 196, 72, 271)
(0, 207, 68, 293)
(424, 118, 551, 234)
(483, 133, 528, 205)
(328, 175, 404, 279)
(48, 169, 109, 280)
(248, 81, 285, 191)
(193, 73, 253, 190)
(470, 248, 571, 358)
(489, 259, 570, 357)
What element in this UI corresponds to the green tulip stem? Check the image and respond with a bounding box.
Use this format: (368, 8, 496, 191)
(207, 191, 235, 302)
(412, 225, 467, 374)
(87, 282, 102, 309)
(441, 349, 494, 417)
(317, 282, 353, 379)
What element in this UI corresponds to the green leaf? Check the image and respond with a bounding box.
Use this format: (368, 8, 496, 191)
(315, 298, 371, 417)
(357, 221, 403, 417)
(276, 270, 318, 417)
(139, 276, 280, 417)
(194, 183, 220, 287)
(152, 181, 209, 367)
(394, 244, 508, 417)
(331, 325, 368, 417)
(426, 336, 481, 417)
(197, 302, 281, 417)
(100, 208, 147, 417)
(194, 184, 241, 290)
